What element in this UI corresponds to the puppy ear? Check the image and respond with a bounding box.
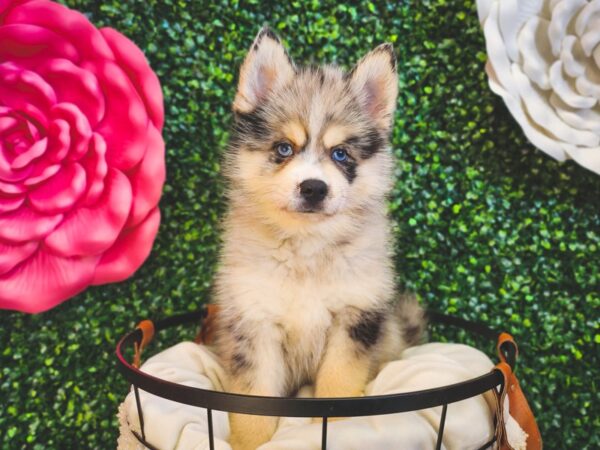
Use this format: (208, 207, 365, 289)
(233, 27, 295, 113)
(348, 44, 398, 130)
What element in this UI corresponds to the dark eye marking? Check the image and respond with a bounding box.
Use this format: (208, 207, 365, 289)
(335, 155, 357, 183)
(328, 144, 356, 183)
(346, 128, 385, 159)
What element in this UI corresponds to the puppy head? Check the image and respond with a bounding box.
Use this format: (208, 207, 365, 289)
(226, 27, 398, 233)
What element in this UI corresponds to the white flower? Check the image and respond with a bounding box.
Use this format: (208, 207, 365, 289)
(478, 0, 600, 175)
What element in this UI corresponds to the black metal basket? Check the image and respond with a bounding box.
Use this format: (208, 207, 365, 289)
(116, 307, 517, 450)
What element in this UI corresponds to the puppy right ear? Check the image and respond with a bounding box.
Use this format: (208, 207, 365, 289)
(233, 27, 295, 113)
(348, 43, 398, 131)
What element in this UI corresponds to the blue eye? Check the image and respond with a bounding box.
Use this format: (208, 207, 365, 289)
(331, 147, 348, 162)
(276, 142, 293, 157)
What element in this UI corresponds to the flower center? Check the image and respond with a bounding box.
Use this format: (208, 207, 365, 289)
(0, 110, 49, 182)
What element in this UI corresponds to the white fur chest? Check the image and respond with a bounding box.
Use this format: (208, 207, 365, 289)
(222, 231, 391, 314)
(222, 230, 389, 310)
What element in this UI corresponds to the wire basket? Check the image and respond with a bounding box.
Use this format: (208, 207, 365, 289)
(116, 307, 517, 450)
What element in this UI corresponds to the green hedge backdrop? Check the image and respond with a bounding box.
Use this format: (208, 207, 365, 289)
(1, 0, 599, 448)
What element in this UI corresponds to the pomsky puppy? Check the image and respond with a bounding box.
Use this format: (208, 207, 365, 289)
(212, 27, 425, 450)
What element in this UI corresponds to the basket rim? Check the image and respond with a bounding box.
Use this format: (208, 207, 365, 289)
(115, 308, 509, 417)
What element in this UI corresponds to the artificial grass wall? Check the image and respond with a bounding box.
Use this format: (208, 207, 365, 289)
(1, 0, 598, 448)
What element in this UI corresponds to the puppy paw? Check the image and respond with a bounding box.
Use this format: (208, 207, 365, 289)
(229, 412, 278, 450)
(229, 434, 255, 450)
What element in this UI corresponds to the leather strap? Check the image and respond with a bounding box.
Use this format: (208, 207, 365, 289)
(195, 304, 220, 345)
(493, 334, 542, 450)
(133, 320, 155, 368)
(497, 333, 518, 368)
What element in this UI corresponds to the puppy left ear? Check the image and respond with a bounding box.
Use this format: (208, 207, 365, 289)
(348, 44, 398, 130)
(233, 27, 296, 113)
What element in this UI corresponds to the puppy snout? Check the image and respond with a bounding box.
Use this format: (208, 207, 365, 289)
(299, 179, 328, 205)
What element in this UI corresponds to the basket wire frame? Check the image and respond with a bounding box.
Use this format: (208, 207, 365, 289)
(116, 308, 513, 450)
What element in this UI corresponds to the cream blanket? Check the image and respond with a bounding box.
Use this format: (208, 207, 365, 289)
(117, 342, 527, 450)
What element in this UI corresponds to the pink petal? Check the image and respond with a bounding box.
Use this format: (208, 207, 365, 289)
(4, 102, 48, 131)
(28, 162, 86, 214)
(24, 163, 60, 186)
(0, 195, 24, 213)
(92, 207, 160, 285)
(85, 59, 148, 170)
(44, 168, 132, 257)
(0, 141, 33, 182)
(0, 116, 18, 134)
(0, 240, 37, 275)
(24, 117, 41, 141)
(0, 0, 27, 16)
(11, 137, 47, 169)
(0, 62, 56, 113)
(100, 27, 164, 130)
(0, 249, 100, 313)
(126, 124, 165, 227)
(0, 179, 26, 194)
(4, 0, 114, 61)
(0, 204, 62, 242)
(80, 133, 107, 206)
(0, 24, 78, 63)
(0, 104, 48, 137)
(50, 103, 91, 161)
(37, 58, 105, 127)
(45, 119, 70, 163)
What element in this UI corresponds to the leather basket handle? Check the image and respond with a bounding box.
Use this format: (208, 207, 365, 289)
(133, 320, 155, 369)
(195, 304, 220, 345)
(493, 333, 542, 450)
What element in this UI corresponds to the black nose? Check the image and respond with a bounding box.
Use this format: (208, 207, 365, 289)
(299, 179, 328, 204)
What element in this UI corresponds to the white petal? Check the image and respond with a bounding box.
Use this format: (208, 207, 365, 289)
(499, 0, 521, 61)
(549, 0, 563, 9)
(485, 62, 568, 161)
(538, 3, 552, 20)
(518, 0, 546, 17)
(575, 65, 600, 98)
(513, 64, 600, 147)
(550, 93, 600, 132)
(575, 0, 600, 36)
(499, 0, 543, 62)
(580, 16, 600, 56)
(485, 61, 511, 99)
(562, 144, 600, 175)
(477, 0, 496, 23)
(594, 46, 600, 69)
(549, 61, 597, 108)
(484, 3, 516, 91)
(560, 35, 587, 78)
(548, 0, 587, 56)
(519, 17, 553, 89)
(498, 0, 524, 62)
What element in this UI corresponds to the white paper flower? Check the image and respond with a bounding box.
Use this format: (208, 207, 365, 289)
(478, 0, 600, 175)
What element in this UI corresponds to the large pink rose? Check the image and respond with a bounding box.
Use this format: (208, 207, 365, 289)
(0, 0, 165, 313)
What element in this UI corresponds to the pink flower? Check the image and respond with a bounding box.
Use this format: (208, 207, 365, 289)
(0, 0, 165, 313)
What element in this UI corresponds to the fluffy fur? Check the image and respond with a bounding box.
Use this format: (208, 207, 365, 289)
(212, 27, 425, 450)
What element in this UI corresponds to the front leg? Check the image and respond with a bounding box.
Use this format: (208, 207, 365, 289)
(220, 320, 287, 450)
(315, 307, 385, 399)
